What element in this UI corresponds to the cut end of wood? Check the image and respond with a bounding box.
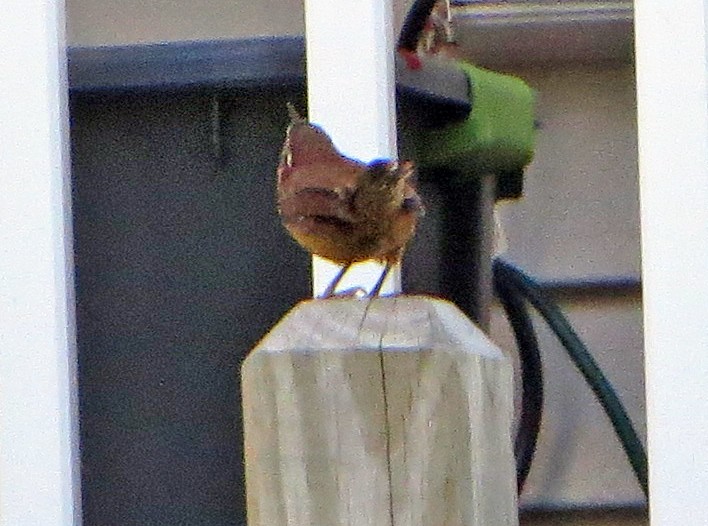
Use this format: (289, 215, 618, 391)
(247, 294, 505, 359)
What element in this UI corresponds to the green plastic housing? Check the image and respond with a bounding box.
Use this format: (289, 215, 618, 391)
(417, 62, 536, 198)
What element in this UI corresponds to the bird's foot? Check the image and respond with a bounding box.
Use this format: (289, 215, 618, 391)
(320, 287, 368, 299)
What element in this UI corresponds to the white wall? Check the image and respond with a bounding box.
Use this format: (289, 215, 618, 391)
(66, 0, 415, 47)
(498, 65, 640, 282)
(66, 0, 304, 46)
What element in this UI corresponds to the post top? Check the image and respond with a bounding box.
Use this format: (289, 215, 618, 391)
(249, 295, 504, 359)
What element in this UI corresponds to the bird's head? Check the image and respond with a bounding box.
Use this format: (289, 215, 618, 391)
(357, 159, 423, 215)
(363, 159, 414, 188)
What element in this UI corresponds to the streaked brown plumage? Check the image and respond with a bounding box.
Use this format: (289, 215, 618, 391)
(277, 104, 423, 296)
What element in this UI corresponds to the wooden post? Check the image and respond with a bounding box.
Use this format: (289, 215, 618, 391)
(242, 296, 518, 525)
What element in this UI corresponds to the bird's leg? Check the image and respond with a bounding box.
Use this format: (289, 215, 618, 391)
(369, 262, 393, 298)
(321, 264, 351, 298)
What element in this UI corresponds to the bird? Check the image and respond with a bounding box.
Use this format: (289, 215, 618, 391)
(277, 104, 424, 297)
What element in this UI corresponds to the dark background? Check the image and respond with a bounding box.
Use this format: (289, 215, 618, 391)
(71, 88, 310, 525)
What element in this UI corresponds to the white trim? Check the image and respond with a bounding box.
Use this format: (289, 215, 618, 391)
(304, 0, 401, 296)
(635, 0, 708, 523)
(0, 1, 81, 524)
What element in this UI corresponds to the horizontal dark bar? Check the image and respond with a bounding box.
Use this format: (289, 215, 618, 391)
(520, 502, 648, 519)
(67, 36, 470, 121)
(68, 36, 306, 93)
(537, 275, 642, 298)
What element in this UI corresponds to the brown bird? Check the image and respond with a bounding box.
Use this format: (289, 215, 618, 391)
(277, 104, 423, 297)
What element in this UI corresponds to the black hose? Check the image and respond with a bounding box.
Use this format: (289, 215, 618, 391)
(493, 258, 649, 498)
(494, 269, 544, 494)
(398, 0, 439, 51)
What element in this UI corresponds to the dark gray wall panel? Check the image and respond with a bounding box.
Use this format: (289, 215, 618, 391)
(71, 89, 308, 525)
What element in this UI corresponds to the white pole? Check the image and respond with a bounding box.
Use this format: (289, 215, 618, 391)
(303, 0, 401, 296)
(0, 1, 81, 524)
(634, 1, 708, 524)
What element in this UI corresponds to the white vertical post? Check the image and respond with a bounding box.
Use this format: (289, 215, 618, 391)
(304, 0, 401, 296)
(634, 1, 708, 524)
(0, 1, 81, 525)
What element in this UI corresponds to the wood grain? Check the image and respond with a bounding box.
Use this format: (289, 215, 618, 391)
(242, 295, 518, 525)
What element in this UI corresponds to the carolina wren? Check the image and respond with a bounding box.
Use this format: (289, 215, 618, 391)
(277, 105, 423, 297)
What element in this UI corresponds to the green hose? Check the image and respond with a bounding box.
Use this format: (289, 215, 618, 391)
(493, 259, 649, 499)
